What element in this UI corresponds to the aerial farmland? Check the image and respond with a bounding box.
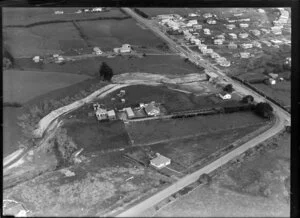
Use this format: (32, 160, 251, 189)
(3, 6, 290, 217)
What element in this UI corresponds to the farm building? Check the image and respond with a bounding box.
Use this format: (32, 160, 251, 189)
(219, 91, 232, 100)
(96, 108, 108, 121)
(125, 107, 135, 119)
(107, 110, 116, 120)
(150, 153, 171, 169)
(144, 102, 160, 116)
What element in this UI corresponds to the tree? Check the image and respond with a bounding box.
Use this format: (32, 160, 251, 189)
(223, 84, 234, 93)
(254, 102, 273, 119)
(99, 62, 113, 81)
(241, 95, 254, 104)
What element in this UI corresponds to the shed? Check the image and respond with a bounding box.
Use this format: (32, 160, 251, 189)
(107, 110, 116, 120)
(32, 56, 40, 63)
(120, 44, 131, 53)
(125, 107, 135, 119)
(150, 153, 171, 169)
(203, 28, 211, 35)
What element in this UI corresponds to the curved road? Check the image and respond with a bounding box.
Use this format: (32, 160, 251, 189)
(112, 8, 291, 217)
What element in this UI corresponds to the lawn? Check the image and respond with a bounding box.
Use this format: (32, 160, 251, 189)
(252, 82, 291, 107)
(3, 70, 92, 104)
(155, 132, 290, 217)
(126, 111, 267, 146)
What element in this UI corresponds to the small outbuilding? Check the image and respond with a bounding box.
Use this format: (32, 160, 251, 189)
(107, 110, 116, 120)
(144, 102, 160, 116)
(150, 153, 171, 169)
(125, 107, 135, 119)
(219, 91, 232, 100)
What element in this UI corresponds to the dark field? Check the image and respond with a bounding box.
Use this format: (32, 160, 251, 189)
(126, 112, 267, 146)
(148, 123, 265, 169)
(64, 120, 131, 153)
(2, 8, 128, 26)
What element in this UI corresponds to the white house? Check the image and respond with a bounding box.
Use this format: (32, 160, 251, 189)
(240, 43, 253, 49)
(96, 108, 108, 121)
(214, 39, 223, 45)
(239, 33, 249, 38)
(188, 13, 197, 17)
(54, 11, 64, 14)
(144, 102, 160, 116)
(257, 8, 265, 13)
(219, 61, 231, 67)
(265, 78, 276, 85)
(219, 91, 232, 100)
(240, 52, 250, 58)
(93, 47, 103, 55)
(239, 23, 249, 28)
(228, 42, 238, 49)
(107, 110, 116, 120)
(251, 29, 261, 36)
(120, 44, 132, 53)
(226, 24, 236, 30)
(203, 28, 211, 35)
(125, 107, 135, 119)
(203, 13, 213, 18)
(150, 153, 171, 169)
(32, 56, 40, 63)
(92, 8, 102, 12)
(228, 33, 237, 39)
(210, 52, 220, 59)
(207, 19, 216, 24)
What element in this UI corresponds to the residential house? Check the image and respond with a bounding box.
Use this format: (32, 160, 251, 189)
(239, 23, 249, 28)
(93, 47, 103, 55)
(228, 33, 237, 39)
(95, 108, 108, 121)
(203, 13, 213, 18)
(203, 28, 211, 35)
(214, 39, 223, 45)
(257, 8, 265, 13)
(226, 24, 236, 30)
(210, 52, 220, 59)
(150, 153, 171, 169)
(251, 29, 261, 36)
(228, 42, 238, 49)
(264, 78, 276, 85)
(144, 102, 160, 116)
(268, 73, 279, 79)
(238, 32, 249, 38)
(252, 41, 262, 48)
(33, 56, 40, 63)
(240, 43, 253, 49)
(120, 44, 132, 53)
(219, 91, 232, 100)
(207, 18, 216, 24)
(240, 52, 250, 58)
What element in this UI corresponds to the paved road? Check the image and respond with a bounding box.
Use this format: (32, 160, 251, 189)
(114, 8, 291, 217)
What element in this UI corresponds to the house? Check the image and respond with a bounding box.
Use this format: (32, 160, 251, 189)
(238, 33, 249, 38)
(95, 108, 108, 121)
(198, 44, 207, 50)
(226, 24, 236, 30)
(239, 23, 249, 28)
(271, 26, 282, 35)
(107, 110, 116, 120)
(93, 47, 103, 55)
(204, 48, 213, 54)
(252, 41, 262, 48)
(219, 91, 232, 100)
(228, 33, 237, 39)
(125, 107, 135, 119)
(92, 7, 102, 12)
(187, 19, 198, 27)
(240, 43, 253, 49)
(120, 90, 126, 95)
(144, 102, 160, 116)
(188, 13, 197, 17)
(113, 48, 120, 53)
(205, 70, 218, 80)
(251, 29, 261, 36)
(257, 8, 265, 13)
(203, 28, 211, 35)
(210, 52, 220, 59)
(219, 61, 231, 67)
(240, 52, 250, 58)
(261, 28, 270, 34)
(216, 34, 225, 40)
(203, 13, 213, 18)
(193, 24, 202, 30)
(214, 39, 223, 45)
(228, 42, 238, 49)
(32, 56, 40, 63)
(54, 11, 64, 14)
(150, 153, 171, 169)
(120, 44, 131, 53)
(207, 18, 216, 25)
(121, 98, 126, 103)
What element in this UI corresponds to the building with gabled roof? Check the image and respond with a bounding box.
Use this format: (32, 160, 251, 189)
(150, 153, 171, 169)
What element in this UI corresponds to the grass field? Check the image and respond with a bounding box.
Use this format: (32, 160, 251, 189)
(252, 82, 291, 107)
(126, 112, 267, 146)
(64, 120, 131, 153)
(3, 70, 91, 104)
(2, 8, 127, 26)
(156, 132, 290, 217)
(14, 54, 202, 77)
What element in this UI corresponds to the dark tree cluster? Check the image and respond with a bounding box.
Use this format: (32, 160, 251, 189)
(99, 62, 114, 81)
(254, 102, 273, 119)
(223, 84, 234, 93)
